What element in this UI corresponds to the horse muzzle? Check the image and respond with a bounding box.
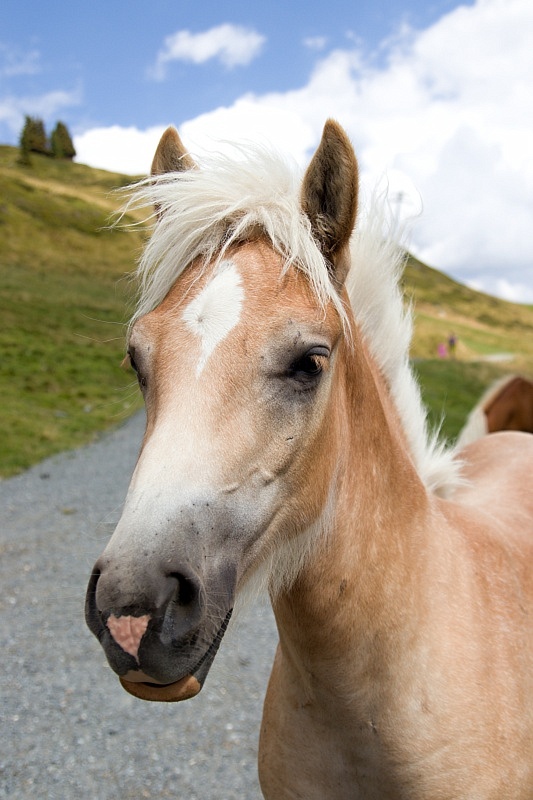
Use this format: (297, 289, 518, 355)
(85, 555, 235, 702)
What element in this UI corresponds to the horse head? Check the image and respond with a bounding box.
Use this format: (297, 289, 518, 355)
(85, 121, 358, 701)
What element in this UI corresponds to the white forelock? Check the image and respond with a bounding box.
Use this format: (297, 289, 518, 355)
(121, 143, 346, 328)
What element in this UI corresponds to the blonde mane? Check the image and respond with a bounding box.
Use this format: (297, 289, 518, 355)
(122, 143, 460, 496)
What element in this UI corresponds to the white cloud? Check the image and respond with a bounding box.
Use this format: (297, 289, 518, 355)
(149, 24, 265, 80)
(77, 0, 533, 301)
(0, 43, 41, 77)
(467, 277, 533, 305)
(0, 88, 81, 137)
(0, 45, 81, 140)
(303, 36, 328, 51)
(74, 125, 167, 175)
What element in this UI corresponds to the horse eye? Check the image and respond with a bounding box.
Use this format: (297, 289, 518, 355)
(293, 354, 322, 376)
(128, 352, 139, 374)
(288, 347, 329, 383)
(127, 350, 147, 389)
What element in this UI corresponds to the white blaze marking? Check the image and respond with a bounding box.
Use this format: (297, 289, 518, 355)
(182, 260, 244, 376)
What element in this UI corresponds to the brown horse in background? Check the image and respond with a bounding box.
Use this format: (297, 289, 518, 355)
(457, 374, 533, 447)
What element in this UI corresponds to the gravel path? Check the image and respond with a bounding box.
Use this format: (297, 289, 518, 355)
(1, 413, 278, 799)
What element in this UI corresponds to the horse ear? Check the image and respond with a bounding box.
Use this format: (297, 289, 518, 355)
(151, 126, 197, 176)
(301, 120, 358, 284)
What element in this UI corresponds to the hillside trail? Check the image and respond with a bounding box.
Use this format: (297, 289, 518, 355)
(480, 352, 514, 362)
(1, 412, 276, 800)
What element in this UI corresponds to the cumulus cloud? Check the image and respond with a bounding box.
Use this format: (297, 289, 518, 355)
(74, 124, 167, 175)
(303, 36, 328, 51)
(149, 24, 266, 80)
(0, 87, 81, 138)
(0, 44, 74, 137)
(0, 43, 41, 77)
(468, 276, 533, 304)
(77, 0, 533, 301)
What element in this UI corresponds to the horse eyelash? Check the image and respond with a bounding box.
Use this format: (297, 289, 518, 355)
(123, 351, 140, 375)
(122, 352, 148, 390)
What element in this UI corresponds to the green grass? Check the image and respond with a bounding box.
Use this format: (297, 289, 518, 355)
(405, 252, 533, 443)
(413, 359, 506, 442)
(1, 145, 533, 476)
(0, 147, 144, 475)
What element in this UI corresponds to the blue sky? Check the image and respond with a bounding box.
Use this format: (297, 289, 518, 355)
(2, 0, 467, 135)
(2, 0, 533, 302)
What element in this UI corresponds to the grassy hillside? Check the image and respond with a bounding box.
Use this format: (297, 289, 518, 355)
(1, 145, 532, 476)
(405, 254, 533, 368)
(0, 146, 144, 475)
(403, 254, 533, 440)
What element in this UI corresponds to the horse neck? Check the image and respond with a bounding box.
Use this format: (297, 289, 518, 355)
(271, 333, 431, 697)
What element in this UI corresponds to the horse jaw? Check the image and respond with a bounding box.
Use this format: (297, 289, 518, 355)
(119, 672, 201, 703)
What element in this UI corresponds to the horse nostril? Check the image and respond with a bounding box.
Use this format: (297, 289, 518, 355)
(171, 572, 199, 607)
(85, 567, 102, 633)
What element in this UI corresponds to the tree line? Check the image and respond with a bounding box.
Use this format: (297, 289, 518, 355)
(18, 116, 76, 164)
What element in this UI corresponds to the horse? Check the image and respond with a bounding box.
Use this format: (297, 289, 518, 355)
(85, 121, 533, 799)
(457, 373, 533, 448)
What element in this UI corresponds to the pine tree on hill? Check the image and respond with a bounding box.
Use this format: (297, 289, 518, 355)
(50, 121, 76, 159)
(19, 116, 49, 156)
(18, 116, 33, 165)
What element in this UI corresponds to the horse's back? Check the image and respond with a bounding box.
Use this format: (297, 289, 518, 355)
(449, 432, 533, 632)
(454, 430, 533, 530)
(439, 431, 533, 797)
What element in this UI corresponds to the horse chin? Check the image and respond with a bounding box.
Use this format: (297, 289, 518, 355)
(119, 670, 201, 702)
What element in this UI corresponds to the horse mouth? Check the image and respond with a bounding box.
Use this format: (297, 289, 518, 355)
(119, 672, 201, 702)
(116, 607, 234, 702)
